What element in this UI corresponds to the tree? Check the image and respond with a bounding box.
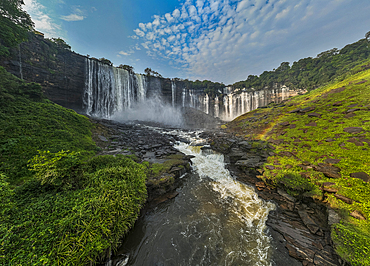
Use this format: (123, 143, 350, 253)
(50, 38, 71, 50)
(99, 58, 113, 66)
(366, 30, 370, 42)
(118, 64, 134, 72)
(0, 0, 34, 56)
(144, 67, 162, 77)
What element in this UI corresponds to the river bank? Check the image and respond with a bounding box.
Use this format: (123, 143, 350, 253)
(92, 117, 343, 266)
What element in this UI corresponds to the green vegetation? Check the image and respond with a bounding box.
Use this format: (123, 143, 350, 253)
(233, 38, 370, 92)
(0, 67, 148, 265)
(0, 0, 33, 56)
(226, 60, 370, 265)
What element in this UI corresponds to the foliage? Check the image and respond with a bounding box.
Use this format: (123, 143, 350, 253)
(226, 60, 370, 265)
(0, 0, 33, 56)
(0, 66, 97, 185)
(0, 68, 148, 265)
(232, 37, 370, 92)
(144, 67, 162, 77)
(0, 155, 147, 266)
(50, 37, 71, 50)
(99, 57, 113, 66)
(118, 64, 134, 72)
(28, 150, 83, 189)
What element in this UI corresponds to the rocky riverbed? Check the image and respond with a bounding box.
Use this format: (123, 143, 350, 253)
(91, 116, 346, 266)
(201, 130, 348, 266)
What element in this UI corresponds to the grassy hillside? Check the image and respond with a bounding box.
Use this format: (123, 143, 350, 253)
(225, 61, 370, 266)
(0, 67, 147, 265)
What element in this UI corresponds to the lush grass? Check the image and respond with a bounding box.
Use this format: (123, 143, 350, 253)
(0, 67, 97, 185)
(0, 67, 148, 265)
(226, 60, 370, 266)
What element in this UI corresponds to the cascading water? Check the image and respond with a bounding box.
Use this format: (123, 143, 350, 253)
(84, 58, 303, 122)
(111, 130, 276, 266)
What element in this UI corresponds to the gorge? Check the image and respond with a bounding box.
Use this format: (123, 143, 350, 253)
(1, 33, 305, 123)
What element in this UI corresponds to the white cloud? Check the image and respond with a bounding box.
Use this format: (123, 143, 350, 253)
(119, 50, 133, 56)
(61, 14, 84, 21)
(23, 0, 60, 38)
(132, 0, 370, 83)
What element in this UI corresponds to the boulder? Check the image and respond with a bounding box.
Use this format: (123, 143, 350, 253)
(343, 127, 363, 134)
(350, 210, 366, 220)
(313, 163, 341, 179)
(334, 194, 353, 204)
(350, 172, 370, 183)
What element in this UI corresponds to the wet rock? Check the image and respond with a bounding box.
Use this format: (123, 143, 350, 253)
(235, 156, 263, 168)
(238, 140, 252, 150)
(332, 101, 343, 106)
(334, 194, 353, 204)
(98, 135, 108, 142)
(313, 246, 338, 266)
(350, 210, 366, 220)
(277, 189, 296, 202)
(298, 210, 320, 234)
(343, 127, 363, 133)
(313, 163, 341, 179)
(350, 172, 370, 183)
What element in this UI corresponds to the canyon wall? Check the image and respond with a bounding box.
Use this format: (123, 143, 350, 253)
(1, 33, 305, 121)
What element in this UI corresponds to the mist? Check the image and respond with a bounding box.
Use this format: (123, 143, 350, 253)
(111, 95, 183, 127)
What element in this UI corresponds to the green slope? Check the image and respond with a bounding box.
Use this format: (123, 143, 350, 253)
(225, 61, 370, 266)
(0, 67, 147, 265)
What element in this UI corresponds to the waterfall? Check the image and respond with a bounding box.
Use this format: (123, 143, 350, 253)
(171, 81, 176, 108)
(84, 59, 302, 123)
(84, 58, 147, 118)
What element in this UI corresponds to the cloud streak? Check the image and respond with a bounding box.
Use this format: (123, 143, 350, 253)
(61, 14, 84, 21)
(132, 0, 367, 84)
(23, 0, 60, 38)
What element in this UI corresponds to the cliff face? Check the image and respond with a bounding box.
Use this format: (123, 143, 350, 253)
(1, 33, 305, 121)
(1, 33, 86, 112)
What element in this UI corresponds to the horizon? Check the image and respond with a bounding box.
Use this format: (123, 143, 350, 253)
(23, 0, 370, 84)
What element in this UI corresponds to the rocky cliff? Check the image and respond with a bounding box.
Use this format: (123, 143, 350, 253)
(1, 33, 305, 121)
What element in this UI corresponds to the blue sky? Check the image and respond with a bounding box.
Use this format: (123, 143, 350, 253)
(23, 0, 370, 84)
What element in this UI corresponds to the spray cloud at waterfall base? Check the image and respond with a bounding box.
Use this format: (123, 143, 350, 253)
(83, 58, 305, 126)
(111, 95, 183, 127)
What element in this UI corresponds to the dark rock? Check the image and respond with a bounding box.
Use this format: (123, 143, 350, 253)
(346, 108, 360, 113)
(324, 158, 341, 164)
(334, 194, 353, 204)
(332, 101, 343, 106)
(280, 121, 290, 126)
(343, 127, 363, 133)
(305, 121, 317, 127)
(235, 156, 263, 168)
(265, 165, 275, 170)
(313, 163, 341, 179)
(98, 135, 108, 142)
(325, 138, 335, 142)
(313, 246, 339, 266)
(307, 112, 321, 118)
(289, 108, 301, 113)
(347, 138, 364, 146)
(298, 210, 320, 234)
(350, 172, 370, 183)
(327, 208, 341, 226)
(300, 106, 316, 113)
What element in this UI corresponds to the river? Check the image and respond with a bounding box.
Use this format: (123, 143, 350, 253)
(105, 129, 279, 266)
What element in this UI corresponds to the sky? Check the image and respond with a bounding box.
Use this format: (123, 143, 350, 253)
(23, 0, 370, 85)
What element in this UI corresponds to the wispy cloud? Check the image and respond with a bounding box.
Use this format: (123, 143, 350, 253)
(132, 0, 365, 83)
(23, 0, 60, 38)
(61, 14, 84, 21)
